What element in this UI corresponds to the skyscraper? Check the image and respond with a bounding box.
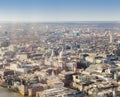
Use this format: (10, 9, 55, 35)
(109, 33, 114, 43)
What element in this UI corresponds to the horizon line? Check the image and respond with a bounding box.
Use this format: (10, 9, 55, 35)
(0, 20, 120, 23)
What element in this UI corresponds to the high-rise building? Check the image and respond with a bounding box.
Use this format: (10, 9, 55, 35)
(109, 33, 114, 43)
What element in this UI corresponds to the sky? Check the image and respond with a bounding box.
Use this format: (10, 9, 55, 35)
(0, 0, 120, 22)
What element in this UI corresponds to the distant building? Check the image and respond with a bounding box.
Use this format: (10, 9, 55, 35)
(28, 83, 47, 97)
(36, 87, 82, 97)
(109, 33, 114, 43)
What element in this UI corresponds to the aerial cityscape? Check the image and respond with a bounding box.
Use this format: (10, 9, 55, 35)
(0, 0, 120, 97)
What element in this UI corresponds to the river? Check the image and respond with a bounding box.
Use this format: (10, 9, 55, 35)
(0, 87, 23, 97)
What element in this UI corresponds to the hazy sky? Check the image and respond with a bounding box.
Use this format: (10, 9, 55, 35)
(0, 0, 120, 22)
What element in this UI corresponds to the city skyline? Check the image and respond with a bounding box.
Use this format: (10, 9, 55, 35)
(0, 0, 120, 22)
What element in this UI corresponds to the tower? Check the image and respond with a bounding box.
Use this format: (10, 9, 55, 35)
(112, 88, 116, 97)
(109, 33, 114, 43)
(49, 49, 55, 67)
(58, 47, 66, 71)
(73, 62, 77, 72)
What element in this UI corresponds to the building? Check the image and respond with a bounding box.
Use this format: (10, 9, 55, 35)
(28, 83, 48, 97)
(36, 87, 83, 97)
(109, 33, 114, 43)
